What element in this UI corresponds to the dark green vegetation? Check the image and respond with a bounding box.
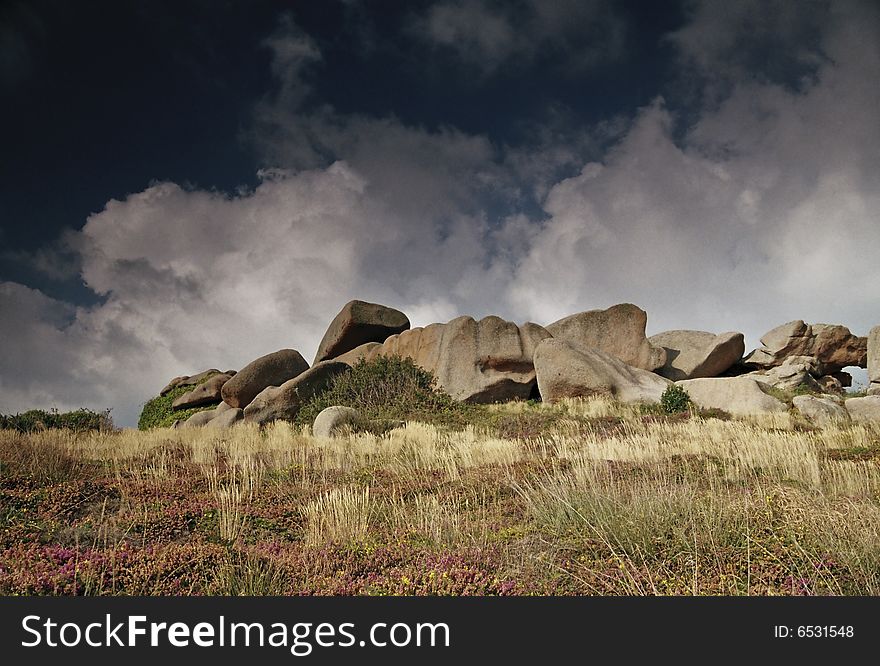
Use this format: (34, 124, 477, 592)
(0, 408, 112, 433)
(660, 384, 692, 414)
(138, 382, 218, 430)
(294, 355, 470, 431)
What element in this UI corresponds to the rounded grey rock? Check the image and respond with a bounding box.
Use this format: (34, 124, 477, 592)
(313, 406, 360, 438)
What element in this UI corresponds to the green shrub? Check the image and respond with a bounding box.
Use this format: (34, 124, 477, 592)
(660, 384, 692, 414)
(295, 355, 467, 429)
(0, 408, 113, 433)
(138, 384, 216, 430)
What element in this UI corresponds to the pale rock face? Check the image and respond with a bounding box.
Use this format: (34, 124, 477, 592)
(533, 338, 671, 405)
(335, 343, 383, 366)
(313, 300, 410, 364)
(205, 407, 243, 428)
(334, 315, 552, 403)
(744, 320, 867, 375)
(221, 349, 309, 409)
(792, 395, 850, 427)
(675, 377, 787, 416)
(546, 303, 666, 371)
(242, 361, 350, 425)
(744, 357, 821, 392)
(649, 330, 744, 380)
(845, 396, 880, 424)
(178, 400, 237, 428)
(182, 409, 218, 428)
(868, 326, 880, 393)
(312, 406, 360, 438)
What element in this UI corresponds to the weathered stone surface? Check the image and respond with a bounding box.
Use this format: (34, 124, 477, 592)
(649, 330, 745, 380)
(546, 303, 666, 371)
(221, 349, 309, 409)
(534, 339, 671, 404)
(335, 342, 383, 366)
(171, 373, 233, 410)
(793, 395, 849, 427)
(161, 368, 238, 397)
(160, 376, 190, 396)
(818, 375, 844, 393)
(313, 406, 360, 438)
(206, 407, 243, 428)
(845, 396, 880, 424)
(243, 361, 350, 425)
(182, 409, 218, 428)
(869, 326, 880, 393)
(314, 300, 410, 364)
(744, 357, 821, 393)
(177, 401, 237, 428)
(676, 377, 787, 416)
(744, 320, 867, 374)
(178, 369, 223, 388)
(335, 316, 552, 403)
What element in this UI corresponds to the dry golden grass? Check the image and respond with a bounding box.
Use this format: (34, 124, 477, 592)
(4, 395, 880, 595)
(303, 486, 372, 547)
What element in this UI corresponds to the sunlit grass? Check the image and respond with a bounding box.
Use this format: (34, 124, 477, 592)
(2, 396, 879, 595)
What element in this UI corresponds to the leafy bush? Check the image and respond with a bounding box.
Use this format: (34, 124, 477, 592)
(295, 355, 467, 429)
(0, 408, 113, 433)
(138, 384, 217, 430)
(660, 384, 691, 414)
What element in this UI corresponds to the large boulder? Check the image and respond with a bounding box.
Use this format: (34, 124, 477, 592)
(649, 330, 745, 380)
(181, 409, 218, 428)
(792, 395, 849, 427)
(160, 375, 190, 397)
(335, 315, 552, 403)
(171, 373, 233, 410)
(845, 396, 880, 424)
(160, 369, 237, 396)
(335, 342, 383, 366)
(534, 338, 671, 404)
(744, 357, 822, 393)
(675, 377, 787, 416)
(206, 407, 244, 429)
(178, 401, 237, 429)
(243, 360, 351, 425)
(221, 349, 309, 409)
(744, 320, 867, 375)
(546, 303, 666, 371)
(313, 300, 410, 364)
(312, 406, 360, 438)
(869, 326, 880, 394)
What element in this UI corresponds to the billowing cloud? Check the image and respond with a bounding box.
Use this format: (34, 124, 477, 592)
(3, 1, 879, 425)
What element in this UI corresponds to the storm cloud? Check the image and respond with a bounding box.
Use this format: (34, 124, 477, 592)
(2, 0, 878, 425)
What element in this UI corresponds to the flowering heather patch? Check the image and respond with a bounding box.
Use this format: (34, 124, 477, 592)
(237, 540, 527, 596)
(2, 398, 880, 595)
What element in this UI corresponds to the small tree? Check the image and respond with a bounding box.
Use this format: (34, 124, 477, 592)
(660, 384, 692, 414)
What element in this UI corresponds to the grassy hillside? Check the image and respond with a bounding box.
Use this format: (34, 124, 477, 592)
(2, 397, 879, 595)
